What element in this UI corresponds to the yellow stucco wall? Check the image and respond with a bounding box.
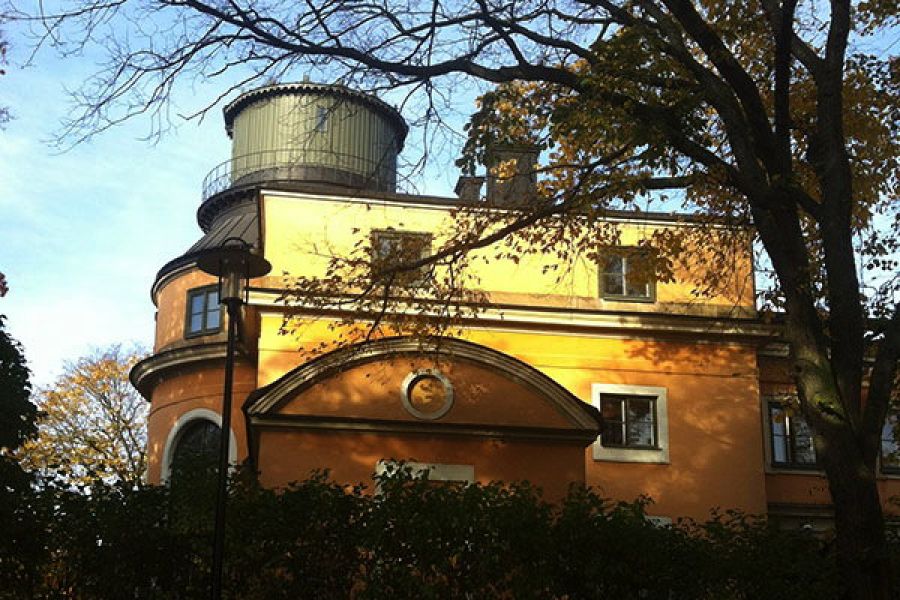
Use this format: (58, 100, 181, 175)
(258, 191, 755, 317)
(153, 268, 222, 352)
(145, 362, 257, 483)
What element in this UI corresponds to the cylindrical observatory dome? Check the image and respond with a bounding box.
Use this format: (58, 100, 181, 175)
(218, 82, 408, 195)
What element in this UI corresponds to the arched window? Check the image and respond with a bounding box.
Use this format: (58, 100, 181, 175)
(169, 419, 221, 480)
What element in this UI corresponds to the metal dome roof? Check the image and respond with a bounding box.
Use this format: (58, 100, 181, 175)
(222, 82, 409, 148)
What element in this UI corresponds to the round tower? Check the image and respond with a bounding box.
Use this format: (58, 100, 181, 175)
(201, 82, 408, 208)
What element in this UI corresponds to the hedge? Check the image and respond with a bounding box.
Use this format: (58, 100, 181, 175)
(0, 464, 855, 599)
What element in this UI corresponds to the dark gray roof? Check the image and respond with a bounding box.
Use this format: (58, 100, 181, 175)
(154, 202, 260, 288)
(184, 209, 259, 255)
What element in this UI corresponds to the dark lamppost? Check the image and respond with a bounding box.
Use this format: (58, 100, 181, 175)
(196, 238, 271, 600)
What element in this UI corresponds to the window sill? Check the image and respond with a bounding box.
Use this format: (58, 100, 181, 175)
(184, 329, 222, 340)
(765, 466, 825, 476)
(601, 295, 656, 304)
(592, 444, 669, 464)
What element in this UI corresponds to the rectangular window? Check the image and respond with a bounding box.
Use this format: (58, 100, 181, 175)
(600, 249, 655, 301)
(314, 106, 329, 133)
(768, 402, 818, 469)
(881, 413, 900, 474)
(600, 394, 658, 449)
(185, 287, 221, 337)
(592, 384, 668, 463)
(371, 229, 432, 287)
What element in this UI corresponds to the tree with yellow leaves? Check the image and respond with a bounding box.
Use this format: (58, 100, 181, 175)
(18, 346, 147, 488)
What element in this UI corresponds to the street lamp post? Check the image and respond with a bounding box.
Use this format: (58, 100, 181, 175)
(195, 238, 271, 600)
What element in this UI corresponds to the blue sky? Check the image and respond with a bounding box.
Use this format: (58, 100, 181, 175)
(0, 38, 469, 386)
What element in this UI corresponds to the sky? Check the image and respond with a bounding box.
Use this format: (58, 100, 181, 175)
(0, 34, 470, 386)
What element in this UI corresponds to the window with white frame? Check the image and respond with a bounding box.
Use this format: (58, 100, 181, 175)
(600, 394, 658, 448)
(767, 401, 818, 469)
(592, 384, 669, 463)
(371, 229, 432, 287)
(599, 249, 655, 302)
(160, 409, 237, 483)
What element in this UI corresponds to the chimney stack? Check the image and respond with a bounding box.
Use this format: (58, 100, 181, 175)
(486, 145, 539, 207)
(454, 175, 485, 202)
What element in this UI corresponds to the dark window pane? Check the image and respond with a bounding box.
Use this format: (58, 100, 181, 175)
(627, 398, 653, 423)
(171, 420, 221, 478)
(604, 255, 624, 275)
(600, 397, 624, 446)
(768, 403, 817, 467)
(600, 395, 656, 448)
(624, 254, 652, 298)
(627, 422, 654, 447)
(792, 433, 817, 464)
(601, 422, 624, 446)
(315, 106, 328, 132)
(625, 278, 651, 298)
(186, 288, 222, 336)
(791, 415, 817, 464)
(603, 274, 625, 296)
(600, 397, 623, 420)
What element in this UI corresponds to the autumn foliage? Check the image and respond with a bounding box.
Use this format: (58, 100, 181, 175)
(16, 347, 147, 488)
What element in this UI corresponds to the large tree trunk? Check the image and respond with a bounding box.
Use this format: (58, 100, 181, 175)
(824, 431, 892, 600)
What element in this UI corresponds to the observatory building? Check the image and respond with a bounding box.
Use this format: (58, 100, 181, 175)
(132, 82, 900, 525)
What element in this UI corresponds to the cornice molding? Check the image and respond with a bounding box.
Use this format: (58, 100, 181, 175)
(251, 414, 600, 446)
(130, 342, 243, 400)
(248, 289, 776, 343)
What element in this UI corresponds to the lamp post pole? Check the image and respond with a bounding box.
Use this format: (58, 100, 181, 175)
(210, 295, 240, 600)
(196, 239, 271, 600)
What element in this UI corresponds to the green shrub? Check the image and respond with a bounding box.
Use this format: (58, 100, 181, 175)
(0, 465, 860, 599)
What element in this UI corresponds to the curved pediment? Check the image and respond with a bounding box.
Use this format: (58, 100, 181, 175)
(245, 337, 600, 441)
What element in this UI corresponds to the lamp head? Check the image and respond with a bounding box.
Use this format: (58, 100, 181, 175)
(195, 238, 272, 303)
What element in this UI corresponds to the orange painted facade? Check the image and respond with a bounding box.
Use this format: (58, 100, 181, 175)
(132, 83, 900, 527)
